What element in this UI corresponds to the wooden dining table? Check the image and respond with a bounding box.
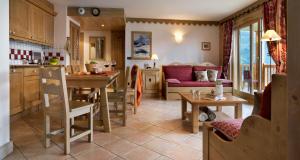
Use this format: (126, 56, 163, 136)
(66, 71, 120, 132)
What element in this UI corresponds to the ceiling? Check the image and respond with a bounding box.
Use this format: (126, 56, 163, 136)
(70, 16, 125, 31)
(50, 0, 257, 21)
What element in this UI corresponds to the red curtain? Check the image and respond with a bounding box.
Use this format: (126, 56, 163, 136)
(222, 20, 234, 78)
(263, 0, 287, 73)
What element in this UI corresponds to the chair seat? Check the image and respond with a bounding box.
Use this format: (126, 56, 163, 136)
(69, 101, 94, 117)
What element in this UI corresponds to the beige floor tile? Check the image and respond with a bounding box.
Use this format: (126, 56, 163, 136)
(75, 147, 116, 160)
(69, 140, 100, 156)
(3, 146, 26, 160)
(111, 127, 139, 138)
(126, 132, 155, 145)
(142, 126, 170, 137)
(159, 131, 191, 144)
(154, 119, 182, 131)
(112, 156, 125, 160)
(155, 156, 173, 160)
(93, 132, 121, 146)
(123, 146, 160, 160)
(182, 136, 202, 151)
(127, 120, 153, 130)
(143, 137, 178, 155)
(164, 145, 202, 160)
(103, 139, 138, 156)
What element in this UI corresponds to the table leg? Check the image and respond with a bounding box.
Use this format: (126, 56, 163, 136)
(181, 99, 187, 120)
(192, 104, 199, 133)
(100, 87, 111, 132)
(235, 103, 243, 118)
(216, 106, 222, 112)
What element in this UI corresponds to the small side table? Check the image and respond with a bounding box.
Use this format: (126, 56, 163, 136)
(141, 68, 160, 95)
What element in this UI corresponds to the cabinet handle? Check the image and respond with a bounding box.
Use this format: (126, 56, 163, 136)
(9, 30, 12, 34)
(149, 78, 152, 82)
(12, 69, 16, 73)
(33, 70, 37, 73)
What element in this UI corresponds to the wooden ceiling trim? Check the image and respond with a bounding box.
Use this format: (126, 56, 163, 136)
(67, 7, 124, 17)
(219, 0, 270, 24)
(126, 18, 219, 26)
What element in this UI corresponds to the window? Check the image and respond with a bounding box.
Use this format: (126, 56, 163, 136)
(231, 18, 275, 95)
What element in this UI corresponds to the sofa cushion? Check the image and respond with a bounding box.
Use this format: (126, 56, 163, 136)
(211, 119, 244, 140)
(163, 65, 193, 81)
(166, 78, 181, 84)
(259, 83, 272, 120)
(195, 71, 209, 82)
(207, 69, 218, 82)
(193, 66, 223, 79)
(167, 80, 233, 87)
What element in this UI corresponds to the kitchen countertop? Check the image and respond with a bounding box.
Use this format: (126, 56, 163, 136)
(10, 64, 63, 68)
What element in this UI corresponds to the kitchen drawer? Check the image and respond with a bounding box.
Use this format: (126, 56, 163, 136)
(10, 68, 23, 74)
(24, 67, 40, 76)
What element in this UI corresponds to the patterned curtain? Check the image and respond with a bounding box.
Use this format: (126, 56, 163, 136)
(222, 20, 234, 78)
(278, 0, 287, 73)
(263, 0, 287, 73)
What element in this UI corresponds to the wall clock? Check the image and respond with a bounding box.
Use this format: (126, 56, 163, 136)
(91, 8, 100, 16)
(78, 7, 85, 15)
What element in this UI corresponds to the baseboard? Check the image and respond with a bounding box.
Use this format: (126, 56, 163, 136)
(0, 141, 13, 159)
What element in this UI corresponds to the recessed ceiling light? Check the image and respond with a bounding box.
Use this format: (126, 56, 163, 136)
(101, 24, 105, 27)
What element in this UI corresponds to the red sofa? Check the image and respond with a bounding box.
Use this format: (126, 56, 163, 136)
(162, 65, 233, 100)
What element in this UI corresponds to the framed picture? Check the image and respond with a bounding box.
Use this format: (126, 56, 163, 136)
(131, 31, 152, 59)
(202, 42, 211, 51)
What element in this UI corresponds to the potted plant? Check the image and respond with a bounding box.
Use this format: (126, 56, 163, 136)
(85, 60, 98, 72)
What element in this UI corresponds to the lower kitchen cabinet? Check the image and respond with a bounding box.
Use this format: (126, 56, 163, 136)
(10, 68, 24, 115)
(10, 67, 41, 115)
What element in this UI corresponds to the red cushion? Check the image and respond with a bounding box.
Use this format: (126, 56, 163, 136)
(166, 78, 181, 84)
(163, 65, 193, 81)
(193, 66, 223, 79)
(211, 119, 244, 140)
(168, 80, 233, 87)
(259, 83, 272, 120)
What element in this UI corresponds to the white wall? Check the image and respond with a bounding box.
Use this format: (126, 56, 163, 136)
(0, 0, 10, 148)
(53, 4, 67, 49)
(83, 31, 112, 64)
(125, 22, 220, 68)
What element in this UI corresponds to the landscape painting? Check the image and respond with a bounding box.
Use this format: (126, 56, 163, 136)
(131, 31, 152, 59)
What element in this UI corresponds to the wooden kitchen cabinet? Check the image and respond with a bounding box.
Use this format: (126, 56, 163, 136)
(23, 75, 40, 110)
(44, 13, 54, 46)
(142, 68, 160, 94)
(10, 68, 24, 115)
(9, 0, 55, 46)
(9, 0, 31, 39)
(30, 5, 45, 43)
(10, 67, 41, 115)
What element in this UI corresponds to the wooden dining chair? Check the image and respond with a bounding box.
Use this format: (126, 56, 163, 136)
(40, 66, 94, 154)
(127, 65, 140, 114)
(107, 66, 131, 126)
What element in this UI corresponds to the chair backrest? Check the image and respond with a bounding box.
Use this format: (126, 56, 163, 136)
(123, 66, 131, 94)
(65, 65, 72, 75)
(71, 65, 81, 73)
(40, 67, 70, 118)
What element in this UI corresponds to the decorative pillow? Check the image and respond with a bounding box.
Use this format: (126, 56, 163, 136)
(259, 83, 272, 120)
(211, 119, 244, 140)
(207, 69, 218, 82)
(166, 78, 181, 84)
(195, 71, 208, 82)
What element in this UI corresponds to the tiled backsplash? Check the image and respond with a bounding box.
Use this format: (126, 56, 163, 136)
(9, 40, 67, 65)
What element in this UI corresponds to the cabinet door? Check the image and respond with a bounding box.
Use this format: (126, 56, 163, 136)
(9, 0, 31, 39)
(24, 76, 40, 110)
(44, 13, 54, 46)
(10, 69, 24, 115)
(30, 5, 45, 42)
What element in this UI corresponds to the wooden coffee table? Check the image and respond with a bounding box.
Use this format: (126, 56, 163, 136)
(180, 93, 247, 133)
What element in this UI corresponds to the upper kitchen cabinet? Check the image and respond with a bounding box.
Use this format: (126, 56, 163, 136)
(9, 0, 31, 40)
(44, 13, 54, 46)
(9, 0, 55, 46)
(30, 4, 45, 43)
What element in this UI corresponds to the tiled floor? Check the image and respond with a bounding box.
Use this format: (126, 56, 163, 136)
(5, 97, 253, 160)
